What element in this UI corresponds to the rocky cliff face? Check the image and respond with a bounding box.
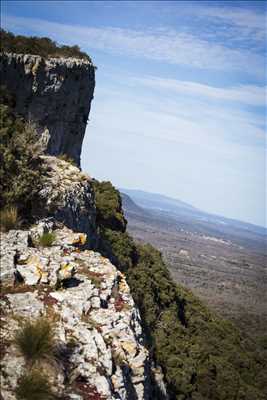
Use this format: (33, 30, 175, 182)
(1, 223, 166, 399)
(35, 155, 97, 248)
(0, 49, 168, 399)
(0, 53, 95, 166)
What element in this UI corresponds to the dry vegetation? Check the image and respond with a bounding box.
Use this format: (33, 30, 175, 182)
(15, 370, 56, 400)
(15, 318, 55, 364)
(0, 206, 20, 232)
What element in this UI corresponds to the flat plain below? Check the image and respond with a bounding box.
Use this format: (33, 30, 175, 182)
(122, 192, 267, 340)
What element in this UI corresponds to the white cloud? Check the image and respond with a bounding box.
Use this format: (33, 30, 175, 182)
(181, 4, 266, 45)
(2, 9, 265, 225)
(132, 76, 266, 107)
(89, 79, 265, 154)
(2, 14, 265, 76)
(197, 6, 264, 31)
(82, 83, 266, 226)
(101, 74, 265, 146)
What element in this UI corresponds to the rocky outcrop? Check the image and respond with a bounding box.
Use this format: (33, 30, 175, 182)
(35, 155, 97, 247)
(0, 53, 95, 166)
(0, 223, 165, 399)
(0, 44, 169, 400)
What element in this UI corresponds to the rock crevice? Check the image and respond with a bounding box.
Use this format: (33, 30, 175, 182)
(0, 224, 161, 399)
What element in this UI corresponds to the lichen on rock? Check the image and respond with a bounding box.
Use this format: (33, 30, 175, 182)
(34, 156, 97, 247)
(0, 223, 162, 399)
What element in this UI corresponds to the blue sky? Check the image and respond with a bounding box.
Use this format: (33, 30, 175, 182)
(1, 1, 266, 227)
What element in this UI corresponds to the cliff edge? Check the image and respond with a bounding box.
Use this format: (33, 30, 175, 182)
(0, 52, 95, 166)
(0, 223, 160, 400)
(1, 32, 266, 400)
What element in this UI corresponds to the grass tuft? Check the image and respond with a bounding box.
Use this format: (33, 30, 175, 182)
(15, 318, 54, 364)
(0, 206, 20, 232)
(38, 232, 56, 247)
(15, 370, 56, 400)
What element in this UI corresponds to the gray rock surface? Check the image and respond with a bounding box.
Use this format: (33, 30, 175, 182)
(0, 50, 169, 400)
(0, 53, 95, 166)
(0, 224, 167, 399)
(35, 155, 97, 247)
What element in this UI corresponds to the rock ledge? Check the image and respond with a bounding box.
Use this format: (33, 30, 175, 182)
(0, 223, 154, 399)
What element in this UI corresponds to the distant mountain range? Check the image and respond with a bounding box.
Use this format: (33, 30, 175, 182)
(121, 189, 197, 213)
(120, 188, 267, 252)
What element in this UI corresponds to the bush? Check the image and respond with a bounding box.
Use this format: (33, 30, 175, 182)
(38, 232, 56, 247)
(15, 318, 55, 364)
(1, 29, 91, 62)
(92, 179, 266, 400)
(0, 92, 45, 220)
(0, 205, 20, 232)
(127, 244, 267, 399)
(15, 370, 55, 400)
(92, 180, 127, 232)
(92, 179, 137, 270)
(98, 228, 136, 271)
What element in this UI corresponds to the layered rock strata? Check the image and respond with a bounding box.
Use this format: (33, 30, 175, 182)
(0, 53, 95, 166)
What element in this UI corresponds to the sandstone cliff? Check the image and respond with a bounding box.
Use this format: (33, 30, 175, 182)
(0, 53, 95, 166)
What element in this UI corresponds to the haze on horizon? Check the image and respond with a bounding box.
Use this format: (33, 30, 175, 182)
(2, 0, 266, 227)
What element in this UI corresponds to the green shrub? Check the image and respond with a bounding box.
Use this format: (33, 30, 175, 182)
(1, 29, 91, 62)
(92, 179, 266, 400)
(127, 244, 267, 399)
(15, 318, 55, 364)
(38, 232, 56, 247)
(98, 228, 136, 271)
(15, 370, 55, 400)
(0, 205, 20, 231)
(0, 92, 45, 220)
(92, 180, 127, 232)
